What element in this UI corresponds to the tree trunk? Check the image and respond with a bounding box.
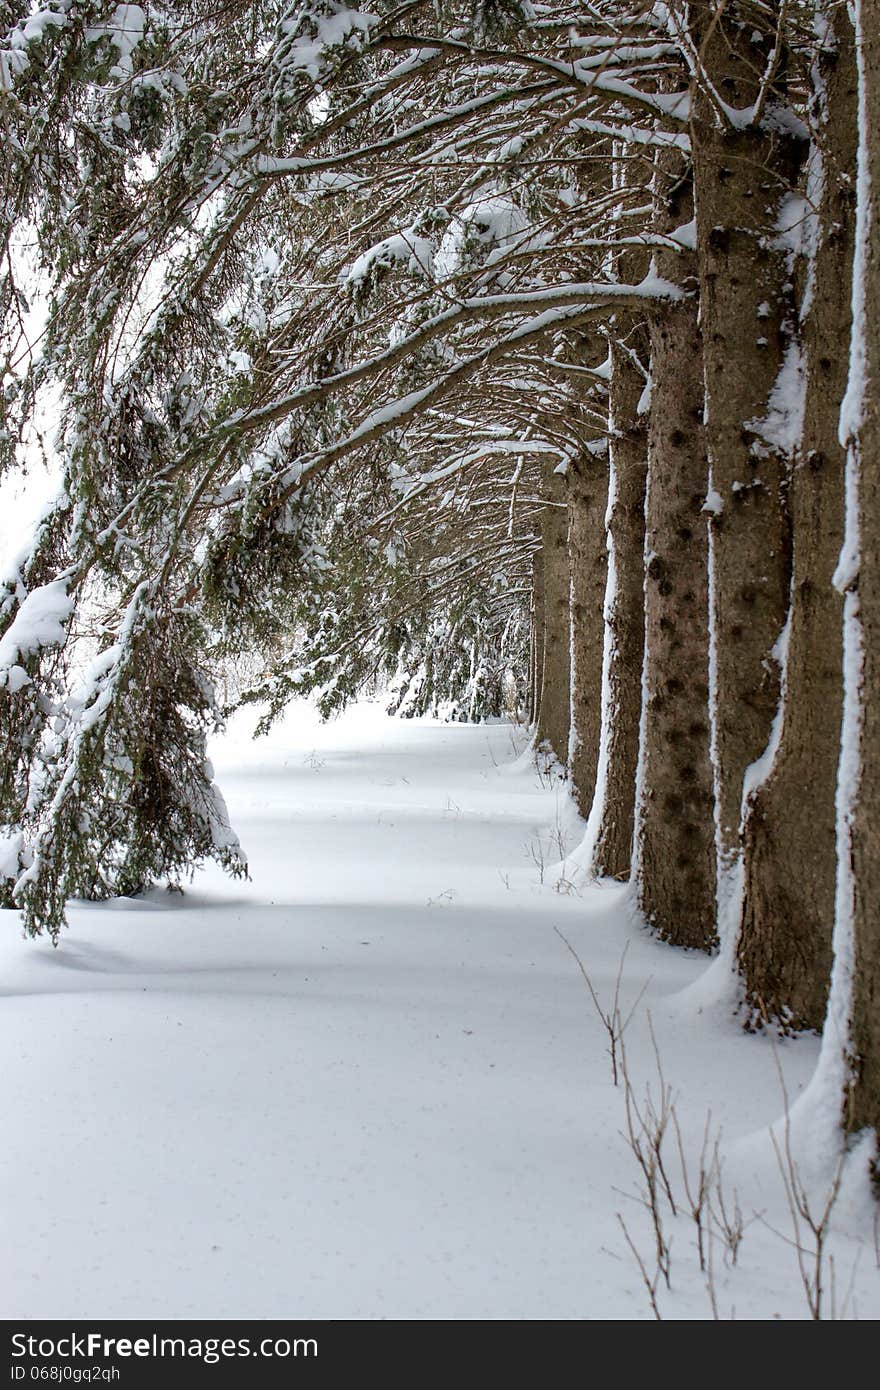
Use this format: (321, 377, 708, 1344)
(836, 0, 880, 1140)
(592, 327, 648, 879)
(568, 444, 608, 818)
(567, 139, 613, 817)
(636, 161, 716, 950)
(536, 460, 571, 763)
(690, 2, 803, 924)
(530, 549, 545, 728)
(738, 12, 856, 1030)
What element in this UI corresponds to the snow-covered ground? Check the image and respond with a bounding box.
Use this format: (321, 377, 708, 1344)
(1, 701, 877, 1320)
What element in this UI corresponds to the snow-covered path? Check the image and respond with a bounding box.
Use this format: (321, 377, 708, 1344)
(1, 704, 876, 1319)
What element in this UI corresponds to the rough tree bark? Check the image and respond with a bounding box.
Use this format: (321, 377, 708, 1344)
(568, 441, 609, 818)
(536, 459, 571, 763)
(690, 2, 803, 914)
(635, 159, 716, 950)
(530, 548, 545, 728)
(837, 0, 880, 1140)
(567, 142, 613, 818)
(592, 324, 648, 879)
(738, 12, 856, 1029)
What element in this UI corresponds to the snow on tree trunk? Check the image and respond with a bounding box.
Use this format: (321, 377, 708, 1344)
(634, 162, 716, 950)
(530, 548, 545, 730)
(591, 326, 648, 880)
(567, 440, 608, 819)
(536, 458, 571, 764)
(690, 0, 803, 968)
(828, 0, 880, 1142)
(738, 6, 856, 1031)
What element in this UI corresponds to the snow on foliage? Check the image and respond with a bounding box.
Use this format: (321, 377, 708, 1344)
(85, 4, 146, 77)
(344, 224, 438, 293)
(0, 577, 73, 691)
(434, 197, 533, 277)
(279, 4, 378, 81)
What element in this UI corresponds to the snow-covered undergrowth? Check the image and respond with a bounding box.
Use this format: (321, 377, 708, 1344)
(1, 701, 877, 1320)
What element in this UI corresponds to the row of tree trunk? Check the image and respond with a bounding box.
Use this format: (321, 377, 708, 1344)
(529, 3, 880, 1147)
